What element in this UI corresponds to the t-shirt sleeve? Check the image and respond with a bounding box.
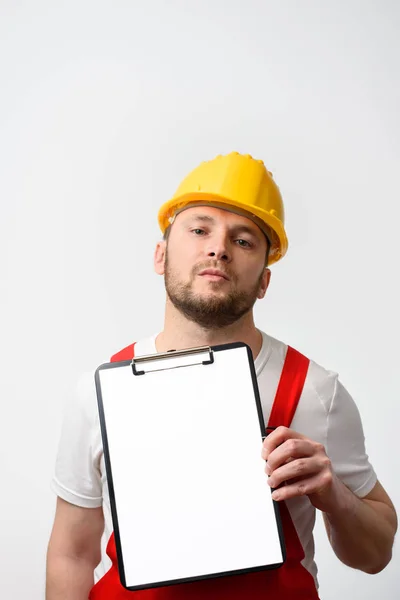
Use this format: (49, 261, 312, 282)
(50, 371, 103, 508)
(326, 376, 377, 498)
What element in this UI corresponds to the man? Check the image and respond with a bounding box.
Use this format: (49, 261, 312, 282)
(46, 152, 397, 599)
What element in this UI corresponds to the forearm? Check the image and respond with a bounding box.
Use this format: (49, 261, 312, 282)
(323, 480, 397, 574)
(46, 553, 95, 600)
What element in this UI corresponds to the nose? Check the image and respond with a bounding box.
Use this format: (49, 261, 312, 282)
(206, 232, 231, 262)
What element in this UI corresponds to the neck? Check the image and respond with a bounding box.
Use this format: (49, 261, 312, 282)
(155, 298, 263, 360)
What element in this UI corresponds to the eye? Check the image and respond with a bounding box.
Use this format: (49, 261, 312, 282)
(191, 228, 206, 235)
(236, 239, 252, 248)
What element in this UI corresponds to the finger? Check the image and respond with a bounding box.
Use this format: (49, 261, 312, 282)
(264, 438, 316, 472)
(267, 456, 323, 489)
(271, 472, 330, 502)
(261, 426, 306, 460)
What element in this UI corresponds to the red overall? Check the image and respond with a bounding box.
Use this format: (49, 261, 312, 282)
(90, 344, 320, 599)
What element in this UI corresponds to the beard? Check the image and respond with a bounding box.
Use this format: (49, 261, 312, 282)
(164, 251, 264, 329)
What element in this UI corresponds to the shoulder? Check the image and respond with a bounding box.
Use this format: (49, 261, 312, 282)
(72, 350, 131, 419)
(74, 334, 156, 406)
(306, 358, 339, 414)
(68, 369, 99, 425)
(262, 331, 339, 413)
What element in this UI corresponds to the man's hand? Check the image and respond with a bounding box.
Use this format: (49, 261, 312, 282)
(261, 429, 397, 574)
(261, 426, 345, 513)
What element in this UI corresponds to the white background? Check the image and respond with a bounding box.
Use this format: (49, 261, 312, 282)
(0, 1, 398, 598)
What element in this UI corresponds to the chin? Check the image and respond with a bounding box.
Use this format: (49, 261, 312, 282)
(194, 285, 228, 297)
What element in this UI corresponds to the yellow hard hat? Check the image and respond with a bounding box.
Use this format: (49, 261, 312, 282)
(158, 152, 288, 264)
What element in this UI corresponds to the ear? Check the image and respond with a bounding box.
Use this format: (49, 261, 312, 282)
(154, 241, 167, 275)
(257, 268, 271, 299)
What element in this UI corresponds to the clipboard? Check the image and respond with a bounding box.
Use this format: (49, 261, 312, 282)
(95, 342, 285, 591)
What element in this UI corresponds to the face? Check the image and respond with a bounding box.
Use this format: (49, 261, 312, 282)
(154, 206, 271, 329)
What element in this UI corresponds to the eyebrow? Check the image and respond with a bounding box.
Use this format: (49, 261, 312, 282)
(183, 214, 215, 224)
(182, 214, 260, 238)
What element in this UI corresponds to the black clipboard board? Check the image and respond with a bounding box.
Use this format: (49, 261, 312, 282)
(95, 342, 285, 591)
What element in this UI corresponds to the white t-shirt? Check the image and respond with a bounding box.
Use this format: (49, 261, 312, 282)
(51, 331, 377, 589)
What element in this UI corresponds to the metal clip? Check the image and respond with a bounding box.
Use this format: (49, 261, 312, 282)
(131, 346, 214, 376)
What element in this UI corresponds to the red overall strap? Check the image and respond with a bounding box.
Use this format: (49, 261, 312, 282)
(267, 346, 310, 430)
(110, 343, 136, 362)
(262, 345, 319, 599)
(90, 342, 319, 600)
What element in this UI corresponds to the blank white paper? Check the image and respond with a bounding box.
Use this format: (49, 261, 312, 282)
(97, 345, 283, 588)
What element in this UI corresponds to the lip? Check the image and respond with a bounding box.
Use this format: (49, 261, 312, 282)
(198, 269, 230, 281)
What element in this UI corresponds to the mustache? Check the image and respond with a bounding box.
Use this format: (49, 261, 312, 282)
(192, 261, 234, 280)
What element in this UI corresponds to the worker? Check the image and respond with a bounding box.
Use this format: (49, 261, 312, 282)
(46, 152, 397, 599)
